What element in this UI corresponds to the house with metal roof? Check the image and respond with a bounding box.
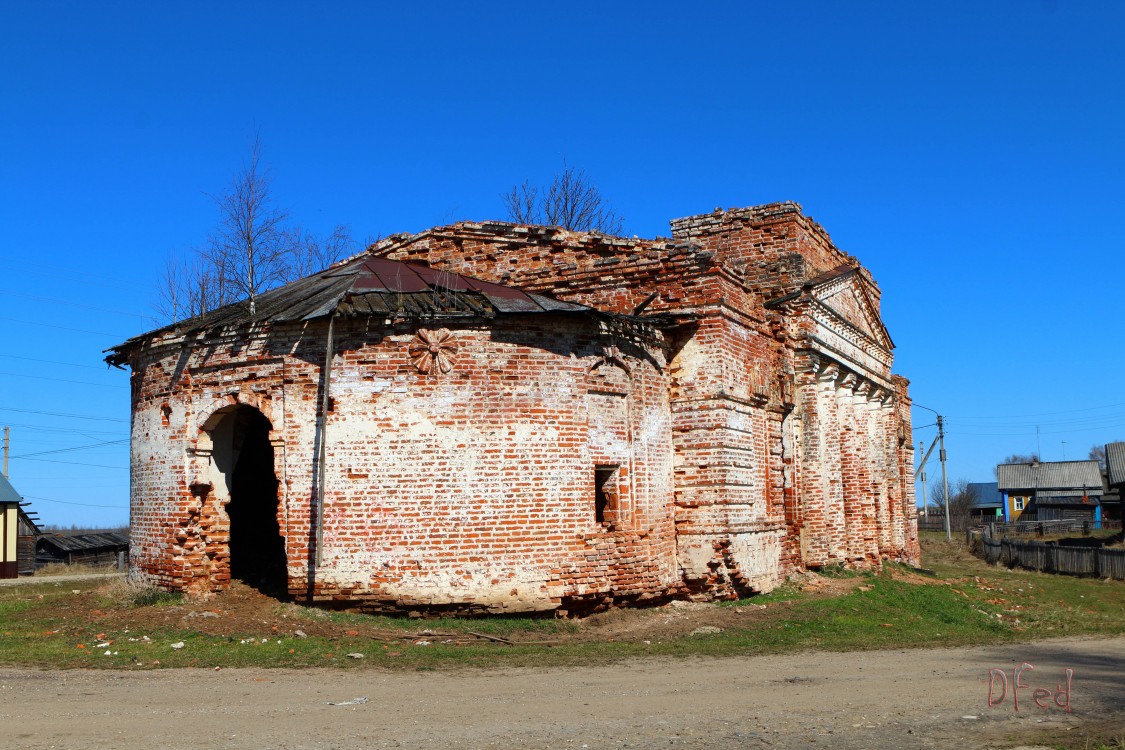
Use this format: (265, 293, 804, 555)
(1103, 442, 1125, 522)
(966, 481, 1003, 522)
(995, 460, 1104, 524)
(1107, 442, 1125, 490)
(1, 473, 39, 578)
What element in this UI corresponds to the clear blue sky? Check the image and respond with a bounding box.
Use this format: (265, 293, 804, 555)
(1, 1, 1123, 527)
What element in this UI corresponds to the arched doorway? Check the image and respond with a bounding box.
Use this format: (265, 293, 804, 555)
(207, 406, 286, 595)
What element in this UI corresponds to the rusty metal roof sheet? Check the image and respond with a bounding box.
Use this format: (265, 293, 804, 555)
(996, 460, 1103, 492)
(106, 255, 598, 363)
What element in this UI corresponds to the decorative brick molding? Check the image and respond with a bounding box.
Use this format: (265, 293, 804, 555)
(409, 328, 457, 375)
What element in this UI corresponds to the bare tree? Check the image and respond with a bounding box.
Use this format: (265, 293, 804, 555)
(206, 135, 291, 316)
(929, 478, 981, 528)
(282, 224, 356, 283)
(502, 162, 624, 235)
(1089, 444, 1107, 472)
(156, 246, 232, 322)
(951, 480, 981, 527)
(157, 136, 356, 323)
(993, 452, 1039, 478)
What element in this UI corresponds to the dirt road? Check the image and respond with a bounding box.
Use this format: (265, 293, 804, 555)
(2, 636, 1122, 749)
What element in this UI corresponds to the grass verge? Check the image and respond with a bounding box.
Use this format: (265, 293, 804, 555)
(1, 533, 1123, 671)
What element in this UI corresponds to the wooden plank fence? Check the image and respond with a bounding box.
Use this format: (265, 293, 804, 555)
(987, 519, 1121, 537)
(978, 535, 1125, 579)
(920, 518, 1121, 535)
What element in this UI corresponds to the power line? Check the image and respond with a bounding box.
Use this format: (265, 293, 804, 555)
(948, 412, 1125, 430)
(0, 316, 127, 338)
(9, 456, 125, 469)
(0, 405, 128, 423)
(23, 494, 127, 509)
(10, 439, 129, 459)
(15, 483, 125, 489)
(0, 288, 159, 323)
(8, 263, 152, 295)
(953, 424, 1125, 437)
(0, 353, 115, 371)
(946, 401, 1125, 420)
(0, 370, 127, 390)
(0, 422, 126, 437)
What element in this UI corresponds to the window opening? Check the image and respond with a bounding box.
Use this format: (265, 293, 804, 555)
(595, 466, 619, 526)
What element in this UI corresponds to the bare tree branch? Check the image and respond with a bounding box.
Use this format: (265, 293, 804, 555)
(502, 162, 623, 235)
(204, 135, 291, 316)
(156, 246, 229, 322)
(283, 224, 357, 283)
(502, 180, 539, 226)
(1089, 444, 1107, 472)
(156, 136, 358, 324)
(929, 478, 980, 525)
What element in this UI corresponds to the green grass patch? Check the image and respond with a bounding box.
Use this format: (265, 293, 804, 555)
(3, 535, 1125, 671)
(713, 572, 1010, 654)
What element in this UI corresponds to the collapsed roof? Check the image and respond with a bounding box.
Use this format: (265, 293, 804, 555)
(106, 254, 631, 367)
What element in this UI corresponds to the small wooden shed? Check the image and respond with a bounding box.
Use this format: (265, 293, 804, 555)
(1, 473, 38, 578)
(36, 532, 128, 568)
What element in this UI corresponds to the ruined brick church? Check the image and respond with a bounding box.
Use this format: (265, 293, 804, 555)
(108, 201, 918, 613)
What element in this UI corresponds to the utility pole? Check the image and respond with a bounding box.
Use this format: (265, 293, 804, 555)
(938, 415, 951, 541)
(919, 440, 928, 517)
(2, 426, 8, 479)
(914, 404, 952, 541)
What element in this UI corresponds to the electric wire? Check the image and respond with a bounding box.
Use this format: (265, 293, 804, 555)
(9, 457, 125, 469)
(0, 353, 116, 371)
(0, 315, 127, 338)
(22, 494, 126, 509)
(0, 370, 127, 389)
(0, 422, 126, 437)
(0, 406, 128, 422)
(0, 288, 159, 323)
(9, 439, 129, 459)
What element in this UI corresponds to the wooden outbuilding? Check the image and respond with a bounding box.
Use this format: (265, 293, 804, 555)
(1, 473, 39, 578)
(35, 532, 129, 568)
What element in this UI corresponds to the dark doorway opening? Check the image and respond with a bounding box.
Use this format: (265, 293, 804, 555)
(221, 408, 287, 596)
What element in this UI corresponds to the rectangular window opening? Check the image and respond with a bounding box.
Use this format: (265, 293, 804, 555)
(594, 466, 620, 527)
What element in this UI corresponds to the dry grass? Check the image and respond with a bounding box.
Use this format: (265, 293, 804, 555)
(100, 577, 182, 608)
(32, 562, 119, 578)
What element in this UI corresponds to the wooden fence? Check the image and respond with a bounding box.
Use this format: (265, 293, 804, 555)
(979, 536, 1125, 579)
(986, 519, 1121, 537)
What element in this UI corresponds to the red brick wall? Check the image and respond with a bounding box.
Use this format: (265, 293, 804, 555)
(124, 201, 917, 612)
(669, 202, 872, 301)
(372, 204, 917, 598)
(127, 315, 680, 613)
